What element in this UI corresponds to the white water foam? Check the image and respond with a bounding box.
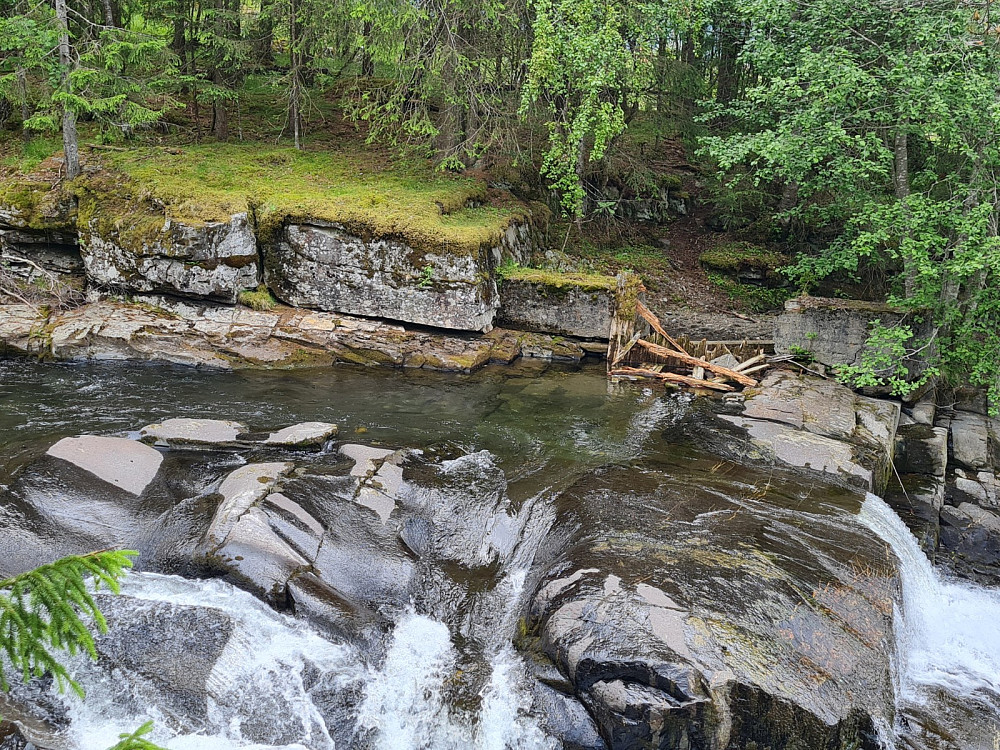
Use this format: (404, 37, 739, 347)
(858, 494, 1000, 741)
(50, 572, 554, 750)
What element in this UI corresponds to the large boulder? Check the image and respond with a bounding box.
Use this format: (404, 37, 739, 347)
(264, 219, 534, 332)
(497, 271, 617, 340)
(719, 370, 901, 493)
(79, 208, 259, 304)
(529, 452, 897, 750)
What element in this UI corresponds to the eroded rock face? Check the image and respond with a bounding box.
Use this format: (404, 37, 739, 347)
(80, 213, 259, 303)
(497, 278, 614, 340)
(530, 454, 896, 750)
(718, 370, 901, 493)
(265, 220, 533, 332)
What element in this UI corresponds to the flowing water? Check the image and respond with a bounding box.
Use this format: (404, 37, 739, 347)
(2, 360, 1000, 749)
(859, 495, 1000, 750)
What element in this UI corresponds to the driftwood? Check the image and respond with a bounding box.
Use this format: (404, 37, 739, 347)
(636, 301, 689, 355)
(635, 339, 759, 387)
(611, 367, 736, 392)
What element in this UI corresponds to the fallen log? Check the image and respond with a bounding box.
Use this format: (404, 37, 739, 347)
(612, 331, 643, 366)
(635, 339, 759, 387)
(733, 353, 767, 372)
(611, 367, 736, 392)
(636, 302, 689, 355)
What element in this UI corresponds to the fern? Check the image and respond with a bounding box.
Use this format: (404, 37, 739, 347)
(0, 549, 137, 697)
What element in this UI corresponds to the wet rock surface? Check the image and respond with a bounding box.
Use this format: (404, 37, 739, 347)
(529, 450, 896, 750)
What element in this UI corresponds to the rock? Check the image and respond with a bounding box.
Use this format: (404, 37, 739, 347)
(140, 417, 247, 447)
(497, 275, 616, 339)
(265, 219, 534, 332)
(774, 296, 933, 384)
(80, 212, 259, 304)
(951, 411, 990, 471)
(709, 353, 740, 371)
(742, 370, 858, 441)
(0, 299, 542, 373)
(264, 422, 339, 447)
(720, 415, 874, 488)
(531, 460, 894, 750)
(46, 435, 163, 495)
(895, 424, 949, 477)
(939, 503, 1000, 583)
(909, 395, 936, 426)
(210, 506, 310, 604)
(531, 682, 608, 750)
(885, 473, 944, 556)
(203, 462, 295, 548)
(948, 469, 998, 509)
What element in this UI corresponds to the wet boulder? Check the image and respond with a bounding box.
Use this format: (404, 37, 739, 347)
(265, 422, 339, 448)
(939, 503, 1000, 584)
(528, 450, 897, 750)
(46, 435, 163, 495)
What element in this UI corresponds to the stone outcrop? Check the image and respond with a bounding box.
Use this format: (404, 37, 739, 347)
(774, 296, 933, 381)
(79, 212, 259, 304)
(497, 273, 616, 340)
(140, 418, 247, 447)
(0, 299, 590, 371)
(718, 370, 901, 492)
(46, 435, 163, 495)
(265, 219, 534, 332)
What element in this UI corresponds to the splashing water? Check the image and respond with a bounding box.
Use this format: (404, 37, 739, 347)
(858, 494, 1000, 747)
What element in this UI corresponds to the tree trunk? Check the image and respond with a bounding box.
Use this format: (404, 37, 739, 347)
(893, 130, 918, 297)
(55, 0, 80, 179)
(212, 68, 229, 141)
(100, 0, 116, 27)
(360, 21, 375, 77)
(16, 68, 31, 143)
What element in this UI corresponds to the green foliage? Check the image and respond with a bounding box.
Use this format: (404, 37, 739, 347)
(836, 322, 938, 398)
(106, 721, 164, 750)
(0, 549, 137, 697)
(238, 285, 278, 311)
(698, 242, 786, 275)
(417, 264, 434, 289)
(521, 0, 651, 217)
(706, 272, 791, 313)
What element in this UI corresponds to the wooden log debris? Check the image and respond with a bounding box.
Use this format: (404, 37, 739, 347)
(635, 339, 759, 387)
(611, 368, 736, 391)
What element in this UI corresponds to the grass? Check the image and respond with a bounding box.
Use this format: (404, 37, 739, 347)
(238, 285, 278, 311)
(699, 241, 787, 274)
(0, 134, 63, 174)
(101, 143, 521, 253)
(707, 272, 793, 313)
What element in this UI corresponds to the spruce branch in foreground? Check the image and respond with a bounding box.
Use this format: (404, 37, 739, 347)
(0, 549, 137, 697)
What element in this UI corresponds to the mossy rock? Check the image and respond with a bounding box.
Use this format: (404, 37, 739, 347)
(0, 181, 77, 232)
(699, 241, 788, 277)
(499, 266, 617, 295)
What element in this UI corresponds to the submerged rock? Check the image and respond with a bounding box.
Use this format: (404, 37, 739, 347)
(45, 435, 163, 495)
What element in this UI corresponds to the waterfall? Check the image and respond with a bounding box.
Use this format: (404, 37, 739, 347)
(858, 494, 1000, 747)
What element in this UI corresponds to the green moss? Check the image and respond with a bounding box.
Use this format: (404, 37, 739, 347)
(708, 272, 793, 313)
(0, 181, 77, 232)
(102, 144, 521, 254)
(498, 264, 617, 293)
(699, 241, 788, 275)
(238, 285, 278, 311)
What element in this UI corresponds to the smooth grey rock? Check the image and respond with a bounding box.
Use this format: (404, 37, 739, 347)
(212, 507, 310, 604)
(720, 415, 872, 487)
(265, 219, 534, 332)
(895, 424, 949, 477)
(263, 492, 324, 560)
(264, 422, 338, 447)
(140, 418, 246, 447)
(46, 435, 162, 495)
(532, 682, 607, 750)
(910, 396, 936, 426)
(204, 462, 294, 548)
(742, 370, 858, 441)
(497, 277, 614, 339)
(951, 411, 990, 471)
(81, 212, 259, 303)
(340, 444, 395, 476)
(710, 353, 741, 371)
